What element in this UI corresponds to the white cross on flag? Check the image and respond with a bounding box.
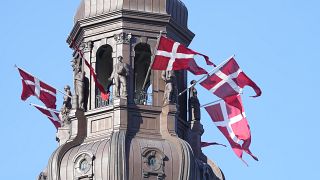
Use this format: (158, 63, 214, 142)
(204, 96, 258, 164)
(17, 67, 57, 109)
(30, 103, 62, 129)
(200, 57, 261, 111)
(152, 36, 215, 75)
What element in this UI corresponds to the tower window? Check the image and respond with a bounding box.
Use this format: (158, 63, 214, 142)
(95, 45, 113, 108)
(133, 43, 152, 105)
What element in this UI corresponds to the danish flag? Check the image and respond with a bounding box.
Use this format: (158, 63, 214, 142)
(152, 36, 215, 75)
(73, 44, 110, 100)
(17, 66, 57, 109)
(200, 57, 261, 110)
(205, 96, 258, 164)
(30, 103, 62, 129)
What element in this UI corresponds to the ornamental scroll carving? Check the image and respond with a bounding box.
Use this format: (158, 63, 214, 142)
(114, 32, 132, 44)
(142, 148, 167, 180)
(73, 151, 95, 180)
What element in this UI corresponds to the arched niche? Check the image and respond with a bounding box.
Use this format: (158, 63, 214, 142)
(95, 44, 113, 98)
(133, 43, 152, 104)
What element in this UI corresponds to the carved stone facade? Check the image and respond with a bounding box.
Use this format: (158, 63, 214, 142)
(40, 0, 224, 180)
(114, 32, 132, 44)
(142, 148, 166, 179)
(73, 151, 95, 179)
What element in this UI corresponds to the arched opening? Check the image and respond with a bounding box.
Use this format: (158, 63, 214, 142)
(95, 45, 113, 108)
(134, 43, 152, 105)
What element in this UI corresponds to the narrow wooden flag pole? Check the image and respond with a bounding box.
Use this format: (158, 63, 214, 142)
(200, 99, 223, 108)
(29, 103, 60, 113)
(178, 54, 235, 96)
(141, 31, 163, 92)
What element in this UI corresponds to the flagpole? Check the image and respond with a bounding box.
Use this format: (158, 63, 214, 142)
(29, 103, 60, 113)
(199, 92, 243, 108)
(71, 39, 109, 98)
(178, 54, 235, 96)
(56, 89, 72, 98)
(141, 31, 163, 92)
(15, 65, 72, 98)
(200, 99, 223, 108)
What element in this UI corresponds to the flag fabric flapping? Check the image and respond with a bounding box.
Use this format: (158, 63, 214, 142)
(30, 103, 62, 129)
(83, 58, 110, 100)
(200, 57, 261, 110)
(73, 45, 110, 101)
(17, 67, 57, 109)
(151, 36, 215, 75)
(204, 96, 258, 165)
(201, 141, 227, 148)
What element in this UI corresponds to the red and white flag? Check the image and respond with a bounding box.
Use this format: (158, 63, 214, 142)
(83, 58, 110, 100)
(204, 96, 258, 164)
(30, 103, 62, 129)
(152, 36, 215, 75)
(73, 45, 110, 101)
(17, 66, 57, 109)
(200, 57, 261, 110)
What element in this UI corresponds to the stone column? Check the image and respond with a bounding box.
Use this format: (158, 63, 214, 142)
(82, 41, 93, 110)
(114, 32, 132, 101)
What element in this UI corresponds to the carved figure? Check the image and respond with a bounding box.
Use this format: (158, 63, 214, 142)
(60, 85, 72, 126)
(188, 80, 201, 121)
(161, 70, 178, 104)
(37, 171, 47, 180)
(72, 57, 85, 109)
(109, 56, 129, 98)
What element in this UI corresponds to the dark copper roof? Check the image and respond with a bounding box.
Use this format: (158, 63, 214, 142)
(74, 0, 188, 27)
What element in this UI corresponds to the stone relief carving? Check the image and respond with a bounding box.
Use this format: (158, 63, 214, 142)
(114, 32, 132, 44)
(109, 56, 129, 98)
(161, 70, 178, 105)
(73, 151, 95, 179)
(188, 80, 201, 121)
(142, 148, 166, 179)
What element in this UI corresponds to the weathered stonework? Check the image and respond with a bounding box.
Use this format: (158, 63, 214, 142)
(40, 1, 224, 179)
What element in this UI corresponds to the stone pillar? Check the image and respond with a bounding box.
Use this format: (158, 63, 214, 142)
(160, 104, 178, 136)
(113, 98, 128, 131)
(114, 32, 132, 102)
(56, 127, 70, 146)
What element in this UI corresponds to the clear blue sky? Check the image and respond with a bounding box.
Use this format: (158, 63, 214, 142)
(1, 0, 319, 179)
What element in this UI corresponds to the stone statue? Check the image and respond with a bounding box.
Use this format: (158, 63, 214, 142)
(60, 85, 72, 126)
(37, 171, 47, 180)
(161, 70, 178, 104)
(109, 56, 129, 98)
(72, 56, 85, 110)
(188, 80, 200, 121)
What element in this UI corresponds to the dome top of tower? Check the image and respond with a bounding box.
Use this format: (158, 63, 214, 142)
(74, 0, 188, 27)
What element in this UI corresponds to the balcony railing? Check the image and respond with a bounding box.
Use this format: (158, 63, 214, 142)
(95, 95, 112, 108)
(134, 91, 153, 105)
(95, 92, 152, 108)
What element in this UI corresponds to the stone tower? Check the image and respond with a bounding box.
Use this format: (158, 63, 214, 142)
(39, 0, 224, 179)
